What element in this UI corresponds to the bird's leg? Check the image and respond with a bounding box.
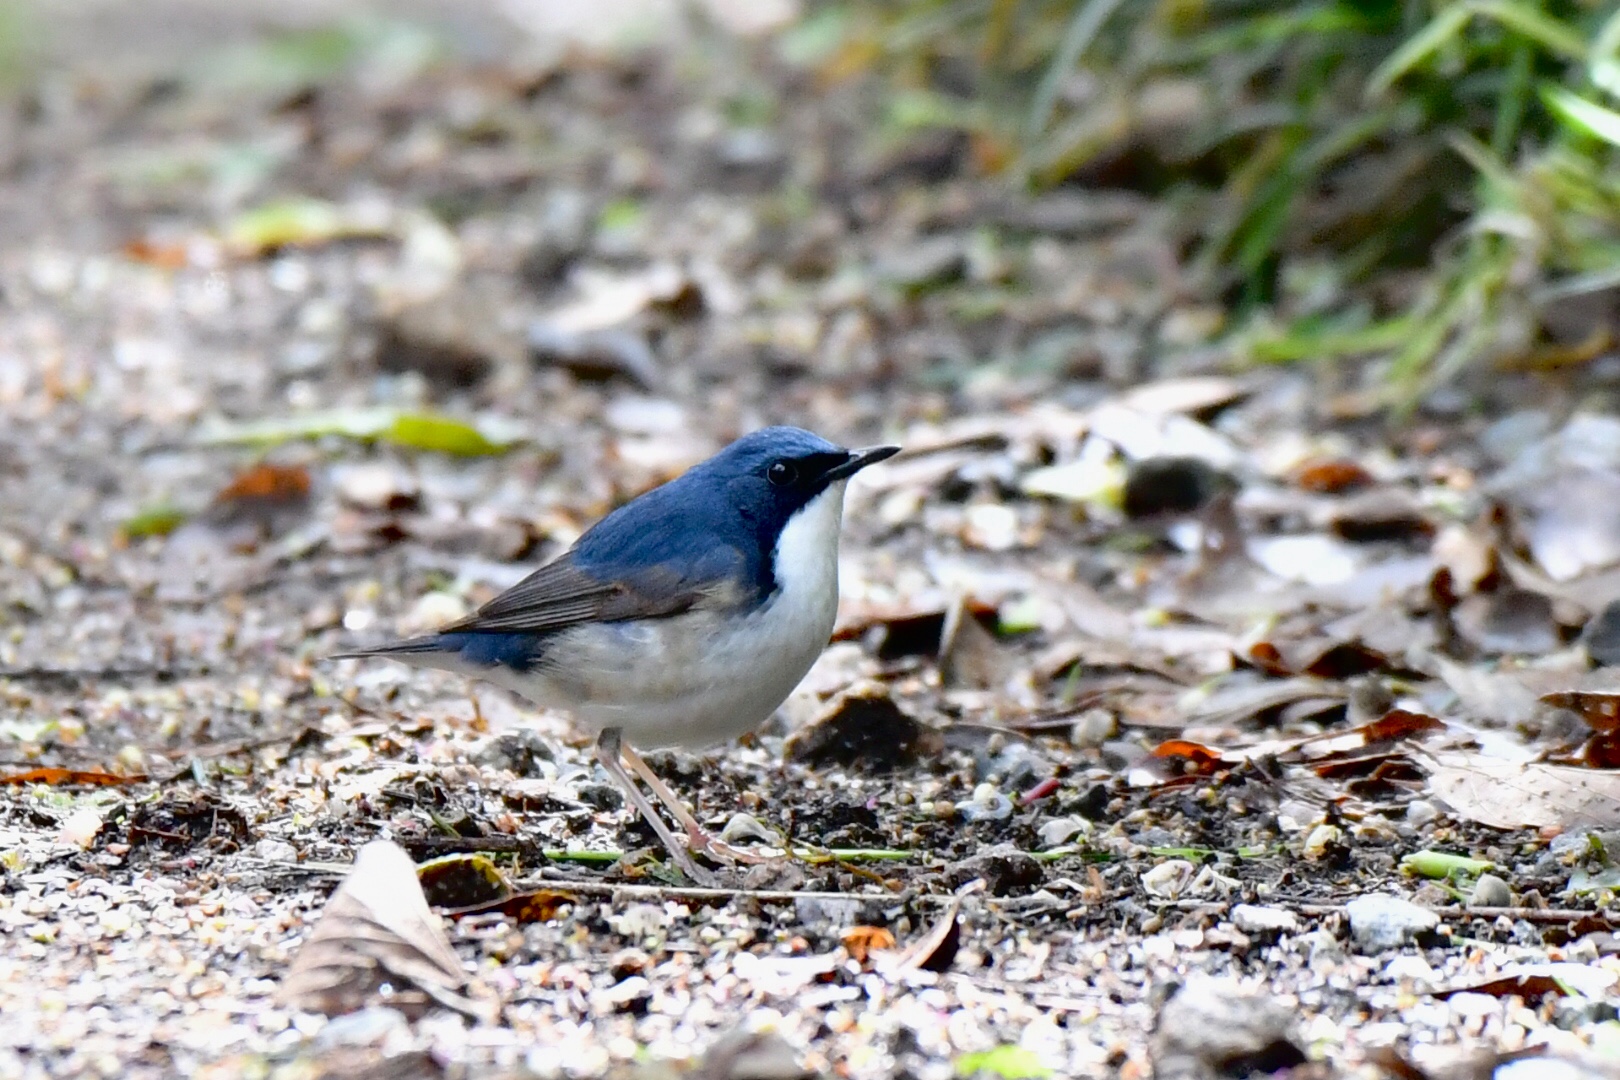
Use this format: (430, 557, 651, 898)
(594, 728, 714, 884)
(618, 742, 775, 865)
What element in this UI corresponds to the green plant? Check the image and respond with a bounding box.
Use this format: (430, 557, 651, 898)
(786, 0, 1620, 405)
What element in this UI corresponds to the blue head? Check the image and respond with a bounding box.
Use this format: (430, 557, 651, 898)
(573, 426, 900, 600)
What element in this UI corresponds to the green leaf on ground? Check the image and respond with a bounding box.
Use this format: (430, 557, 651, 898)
(956, 1045, 1052, 1080)
(195, 408, 522, 456)
(119, 505, 189, 540)
(1401, 850, 1495, 880)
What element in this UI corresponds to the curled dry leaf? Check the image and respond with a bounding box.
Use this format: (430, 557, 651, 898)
(416, 852, 512, 910)
(875, 892, 971, 976)
(444, 889, 578, 924)
(277, 840, 489, 1020)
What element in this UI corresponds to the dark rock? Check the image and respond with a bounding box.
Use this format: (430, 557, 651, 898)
(473, 729, 555, 776)
(873, 236, 967, 296)
(575, 782, 623, 812)
(1122, 456, 1237, 519)
(1150, 976, 1305, 1080)
(1583, 599, 1620, 666)
(1455, 588, 1561, 656)
(527, 321, 660, 388)
(375, 293, 525, 386)
(946, 843, 1044, 896)
(784, 683, 939, 774)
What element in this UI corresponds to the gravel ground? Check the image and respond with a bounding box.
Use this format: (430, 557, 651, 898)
(4, 5, 1620, 1079)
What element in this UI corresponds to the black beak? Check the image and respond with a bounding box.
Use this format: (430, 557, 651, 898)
(823, 444, 901, 482)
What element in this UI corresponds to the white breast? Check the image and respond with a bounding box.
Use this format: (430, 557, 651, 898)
(478, 480, 850, 748)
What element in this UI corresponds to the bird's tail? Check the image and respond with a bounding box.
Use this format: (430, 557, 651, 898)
(327, 636, 448, 662)
(330, 631, 542, 673)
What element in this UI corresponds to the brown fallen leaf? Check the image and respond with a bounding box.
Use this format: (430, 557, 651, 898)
(1421, 753, 1620, 831)
(214, 462, 312, 506)
(444, 889, 577, 924)
(841, 925, 897, 964)
(0, 767, 145, 786)
(876, 890, 972, 976)
(1541, 691, 1620, 732)
(1150, 739, 1230, 777)
(277, 840, 489, 1020)
(1292, 458, 1376, 494)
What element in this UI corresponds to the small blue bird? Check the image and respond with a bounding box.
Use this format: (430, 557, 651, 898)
(336, 426, 899, 880)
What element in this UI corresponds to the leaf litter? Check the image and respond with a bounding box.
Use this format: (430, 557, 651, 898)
(5, 3, 1620, 1079)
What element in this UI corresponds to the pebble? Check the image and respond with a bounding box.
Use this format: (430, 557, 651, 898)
(254, 839, 298, 863)
(1302, 823, 1343, 859)
(947, 844, 1044, 896)
(1069, 709, 1116, 749)
(1404, 799, 1439, 826)
(1344, 894, 1440, 953)
(1141, 860, 1194, 900)
(1038, 816, 1090, 848)
(1230, 904, 1299, 937)
(1468, 873, 1513, 908)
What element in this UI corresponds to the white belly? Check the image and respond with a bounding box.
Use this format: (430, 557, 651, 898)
(463, 482, 847, 748)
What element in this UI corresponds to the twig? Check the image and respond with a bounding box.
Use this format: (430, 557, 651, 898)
(522, 878, 924, 905)
(0, 664, 210, 686)
(1169, 899, 1613, 925)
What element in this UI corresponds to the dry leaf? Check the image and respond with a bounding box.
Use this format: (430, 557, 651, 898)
(1421, 753, 1620, 831)
(841, 925, 897, 963)
(446, 889, 577, 924)
(0, 767, 145, 786)
(878, 892, 969, 975)
(1292, 458, 1376, 494)
(277, 840, 487, 1020)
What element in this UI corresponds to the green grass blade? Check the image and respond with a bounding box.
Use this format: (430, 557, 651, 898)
(1367, 5, 1472, 98)
(1541, 84, 1620, 148)
(1025, 0, 1128, 142)
(1471, 0, 1588, 63)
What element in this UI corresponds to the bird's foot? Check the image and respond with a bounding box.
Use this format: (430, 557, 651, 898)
(685, 814, 782, 866)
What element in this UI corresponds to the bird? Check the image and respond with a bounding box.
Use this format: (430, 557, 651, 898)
(335, 426, 899, 881)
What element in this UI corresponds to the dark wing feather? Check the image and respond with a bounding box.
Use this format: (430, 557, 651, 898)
(437, 544, 749, 635)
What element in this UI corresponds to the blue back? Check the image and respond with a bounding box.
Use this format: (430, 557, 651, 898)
(571, 426, 844, 602)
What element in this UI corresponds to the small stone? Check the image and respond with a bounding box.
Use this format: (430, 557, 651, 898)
(1405, 799, 1439, 826)
(947, 844, 1044, 896)
(874, 236, 966, 294)
(1302, 823, 1343, 860)
(1344, 894, 1440, 954)
(334, 462, 421, 512)
(1142, 859, 1195, 900)
(375, 292, 523, 386)
(1230, 904, 1299, 937)
(1038, 816, 1090, 848)
(576, 782, 623, 811)
(1582, 599, 1620, 666)
(697, 1029, 814, 1080)
(1070, 708, 1116, 749)
(254, 839, 298, 863)
(1468, 873, 1513, 908)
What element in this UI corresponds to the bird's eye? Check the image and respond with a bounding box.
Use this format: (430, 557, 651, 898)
(767, 461, 798, 487)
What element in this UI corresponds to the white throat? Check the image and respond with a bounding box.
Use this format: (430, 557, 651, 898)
(771, 479, 848, 607)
